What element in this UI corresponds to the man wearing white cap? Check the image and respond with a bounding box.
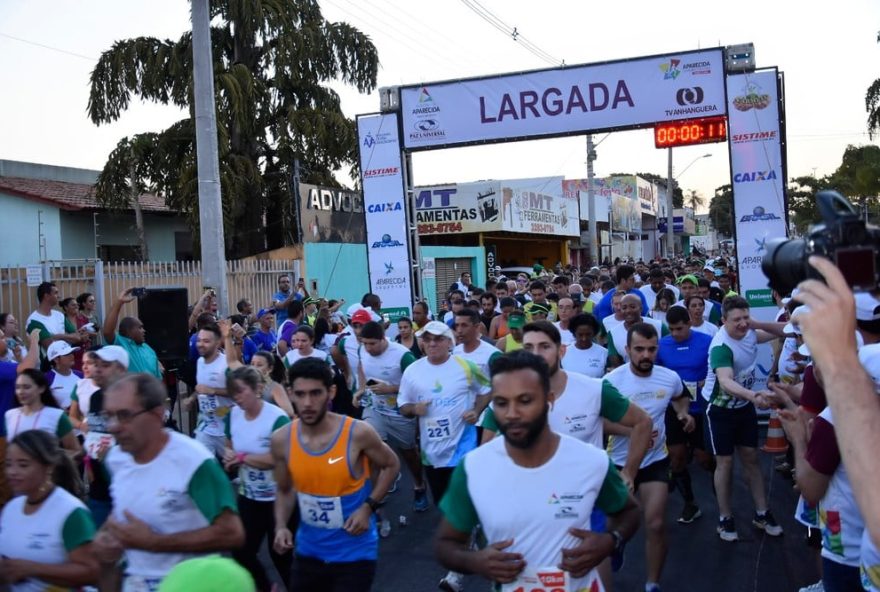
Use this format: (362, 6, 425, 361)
(46, 341, 83, 410)
(398, 320, 490, 592)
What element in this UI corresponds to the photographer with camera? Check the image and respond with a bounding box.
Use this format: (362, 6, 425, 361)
(102, 288, 161, 378)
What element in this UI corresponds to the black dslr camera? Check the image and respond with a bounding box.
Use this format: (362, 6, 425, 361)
(762, 191, 880, 295)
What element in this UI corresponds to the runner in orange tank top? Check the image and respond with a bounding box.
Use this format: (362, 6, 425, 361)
(271, 357, 399, 592)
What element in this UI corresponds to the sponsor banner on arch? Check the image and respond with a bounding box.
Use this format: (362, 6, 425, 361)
(357, 112, 412, 313)
(399, 49, 726, 150)
(727, 68, 788, 310)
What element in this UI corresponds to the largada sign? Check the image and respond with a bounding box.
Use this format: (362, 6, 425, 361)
(399, 49, 726, 150)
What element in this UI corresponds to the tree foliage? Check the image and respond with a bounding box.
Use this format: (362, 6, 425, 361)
(708, 184, 733, 238)
(867, 30, 880, 139)
(88, 0, 379, 257)
(685, 189, 705, 211)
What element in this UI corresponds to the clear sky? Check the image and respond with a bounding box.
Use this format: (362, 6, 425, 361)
(1, 0, 877, 213)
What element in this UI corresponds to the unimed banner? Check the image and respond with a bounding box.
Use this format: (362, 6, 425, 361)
(400, 48, 726, 150)
(357, 113, 412, 314)
(727, 69, 788, 309)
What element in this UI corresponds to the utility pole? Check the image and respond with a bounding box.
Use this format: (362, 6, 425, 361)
(586, 135, 598, 266)
(191, 0, 229, 316)
(666, 147, 675, 258)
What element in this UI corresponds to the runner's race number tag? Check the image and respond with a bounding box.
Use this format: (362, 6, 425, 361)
(683, 381, 700, 402)
(298, 493, 344, 529)
(502, 567, 571, 592)
(425, 416, 453, 441)
(84, 432, 115, 459)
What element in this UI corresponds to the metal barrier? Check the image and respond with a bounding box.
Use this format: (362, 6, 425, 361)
(0, 258, 300, 329)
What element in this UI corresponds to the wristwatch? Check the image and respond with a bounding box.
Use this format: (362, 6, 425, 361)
(365, 496, 381, 513)
(608, 529, 624, 552)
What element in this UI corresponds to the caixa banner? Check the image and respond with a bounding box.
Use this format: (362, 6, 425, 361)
(357, 113, 412, 315)
(726, 68, 788, 310)
(399, 48, 726, 150)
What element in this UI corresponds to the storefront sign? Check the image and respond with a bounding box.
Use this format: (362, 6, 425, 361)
(298, 183, 365, 243)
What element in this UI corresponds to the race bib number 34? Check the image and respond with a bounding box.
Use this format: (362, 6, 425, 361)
(298, 493, 344, 529)
(502, 567, 571, 592)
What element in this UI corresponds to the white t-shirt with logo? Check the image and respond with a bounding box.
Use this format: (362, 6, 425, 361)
(195, 355, 232, 437)
(561, 344, 608, 379)
(225, 403, 290, 501)
(48, 369, 80, 409)
(453, 341, 501, 383)
(703, 327, 758, 409)
(283, 348, 331, 368)
(604, 364, 684, 468)
(398, 355, 489, 467)
(360, 341, 417, 417)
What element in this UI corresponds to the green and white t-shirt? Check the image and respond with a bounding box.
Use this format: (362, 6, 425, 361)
(607, 318, 669, 363)
(702, 327, 757, 409)
(283, 348, 331, 369)
(5, 406, 73, 441)
(48, 369, 80, 410)
(482, 371, 629, 450)
(0, 487, 95, 592)
(440, 435, 629, 592)
(224, 403, 290, 501)
(106, 431, 238, 588)
(195, 355, 233, 437)
(452, 341, 501, 385)
(26, 309, 66, 360)
(398, 355, 489, 468)
(561, 343, 608, 379)
(359, 341, 417, 417)
(604, 365, 684, 468)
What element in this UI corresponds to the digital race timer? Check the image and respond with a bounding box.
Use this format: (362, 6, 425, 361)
(654, 116, 728, 148)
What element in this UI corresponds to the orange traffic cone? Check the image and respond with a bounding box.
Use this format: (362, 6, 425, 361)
(762, 410, 789, 453)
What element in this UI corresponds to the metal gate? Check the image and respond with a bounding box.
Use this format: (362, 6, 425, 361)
(434, 257, 472, 308)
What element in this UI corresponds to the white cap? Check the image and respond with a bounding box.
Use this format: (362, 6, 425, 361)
(47, 341, 79, 361)
(855, 292, 880, 321)
(415, 320, 454, 341)
(783, 305, 810, 336)
(96, 345, 130, 369)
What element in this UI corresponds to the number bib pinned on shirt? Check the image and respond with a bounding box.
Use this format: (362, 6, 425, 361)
(683, 381, 700, 402)
(425, 416, 453, 441)
(298, 493, 344, 529)
(502, 567, 572, 592)
(240, 466, 275, 501)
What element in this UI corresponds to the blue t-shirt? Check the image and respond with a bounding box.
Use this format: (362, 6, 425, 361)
(188, 333, 199, 362)
(273, 290, 303, 326)
(251, 329, 277, 353)
(241, 337, 257, 365)
(0, 361, 17, 437)
(593, 288, 649, 321)
(657, 331, 713, 413)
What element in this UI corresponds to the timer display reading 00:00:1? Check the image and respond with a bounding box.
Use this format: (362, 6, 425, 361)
(654, 116, 728, 148)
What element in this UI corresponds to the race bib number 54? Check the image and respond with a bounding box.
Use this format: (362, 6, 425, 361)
(502, 567, 571, 592)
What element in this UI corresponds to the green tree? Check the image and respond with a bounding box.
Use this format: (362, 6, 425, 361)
(88, 0, 379, 257)
(867, 31, 880, 139)
(828, 145, 880, 218)
(685, 189, 705, 211)
(708, 184, 733, 237)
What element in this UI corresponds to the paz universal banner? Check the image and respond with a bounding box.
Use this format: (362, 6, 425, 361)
(357, 113, 412, 314)
(727, 69, 788, 310)
(400, 48, 726, 150)
(727, 68, 788, 397)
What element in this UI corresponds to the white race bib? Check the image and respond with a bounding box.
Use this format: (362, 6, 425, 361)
(424, 416, 453, 442)
(736, 366, 756, 390)
(501, 567, 571, 592)
(298, 493, 344, 529)
(123, 575, 163, 592)
(84, 432, 115, 460)
(683, 381, 701, 402)
(240, 466, 275, 501)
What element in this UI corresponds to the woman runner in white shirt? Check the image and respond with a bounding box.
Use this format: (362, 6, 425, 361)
(283, 326, 331, 369)
(222, 322, 295, 418)
(4, 369, 81, 459)
(222, 366, 292, 592)
(686, 296, 719, 338)
(0, 429, 98, 590)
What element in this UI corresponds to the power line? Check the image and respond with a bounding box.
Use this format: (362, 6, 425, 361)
(458, 0, 563, 66)
(0, 31, 96, 61)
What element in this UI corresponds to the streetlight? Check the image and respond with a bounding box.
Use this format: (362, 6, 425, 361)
(665, 151, 712, 258)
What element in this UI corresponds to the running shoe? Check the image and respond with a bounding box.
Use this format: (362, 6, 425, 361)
(379, 518, 392, 538)
(717, 516, 739, 542)
(414, 487, 430, 512)
(798, 581, 825, 592)
(677, 504, 702, 524)
(438, 571, 463, 592)
(753, 510, 783, 536)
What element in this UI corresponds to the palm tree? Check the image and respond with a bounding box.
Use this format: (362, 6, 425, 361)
(685, 189, 705, 212)
(867, 31, 880, 139)
(87, 0, 379, 257)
